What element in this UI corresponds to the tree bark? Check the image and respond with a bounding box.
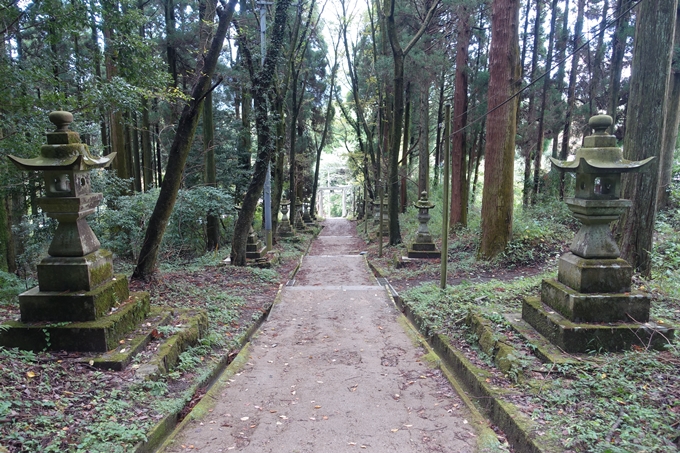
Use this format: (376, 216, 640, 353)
(132, 0, 238, 279)
(479, 0, 520, 259)
(616, 0, 677, 276)
(657, 7, 680, 210)
(531, 0, 558, 205)
(200, 0, 220, 251)
(418, 81, 431, 194)
(559, 0, 585, 200)
(607, 0, 632, 126)
(450, 6, 471, 227)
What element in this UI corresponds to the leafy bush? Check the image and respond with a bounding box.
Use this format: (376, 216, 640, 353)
(93, 185, 235, 260)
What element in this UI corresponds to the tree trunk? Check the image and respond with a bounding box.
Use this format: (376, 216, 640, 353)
(141, 98, 153, 191)
(588, 0, 608, 117)
(531, 0, 559, 205)
(559, 0, 585, 200)
(384, 0, 440, 245)
(311, 41, 339, 219)
(230, 0, 293, 266)
(400, 82, 411, 213)
(607, 0, 632, 126)
(479, 0, 520, 259)
(522, 0, 542, 206)
(418, 81, 431, 194)
(450, 6, 471, 227)
(200, 0, 219, 251)
(132, 0, 238, 279)
(617, 0, 677, 276)
(657, 8, 680, 210)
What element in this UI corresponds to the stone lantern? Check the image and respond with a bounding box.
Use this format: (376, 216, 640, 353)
(278, 198, 295, 237)
(407, 191, 439, 258)
(1, 111, 150, 353)
(522, 115, 674, 352)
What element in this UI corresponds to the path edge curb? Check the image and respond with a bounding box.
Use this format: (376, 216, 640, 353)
(367, 259, 553, 453)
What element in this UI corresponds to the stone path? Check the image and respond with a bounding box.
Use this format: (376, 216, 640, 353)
(161, 219, 478, 452)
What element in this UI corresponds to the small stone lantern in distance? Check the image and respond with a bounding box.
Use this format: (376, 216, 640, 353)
(407, 191, 439, 259)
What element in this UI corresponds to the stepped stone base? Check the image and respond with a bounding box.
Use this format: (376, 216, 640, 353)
(0, 291, 151, 352)
(541, 278, 650, 323)
(83, 307, 208, 374)
(558, 252, 632, 293)
(19, 275, 130, 322)
(246, 243, 267, 259)
(522, 296, 673, 353)
(407, 242, 440, 259)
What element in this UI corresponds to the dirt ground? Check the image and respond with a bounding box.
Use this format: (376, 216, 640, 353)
(161, 219, 479, 452)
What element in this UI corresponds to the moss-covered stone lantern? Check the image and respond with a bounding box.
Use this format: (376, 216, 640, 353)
(522, 114, 674, 352)
(0, 111, 151, 355)
(278, 198, 294, 238)
(407, 191, 439, 258)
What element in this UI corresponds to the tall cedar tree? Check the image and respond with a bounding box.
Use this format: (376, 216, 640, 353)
(230, 0, 293, 266)
(478, 0, 520, 259)
(132, 0, 238, 280)
(617, 0, 678, 276)
(450, 5, 472, 228)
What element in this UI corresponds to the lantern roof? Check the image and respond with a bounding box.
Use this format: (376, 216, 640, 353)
(8, 111, 116, 172)
(549, 114, 653, 174)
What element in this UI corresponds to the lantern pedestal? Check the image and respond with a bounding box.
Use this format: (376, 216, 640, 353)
(521, 115, 674, 352)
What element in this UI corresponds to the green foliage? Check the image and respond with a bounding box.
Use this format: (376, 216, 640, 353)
(93, 182, 235, 260)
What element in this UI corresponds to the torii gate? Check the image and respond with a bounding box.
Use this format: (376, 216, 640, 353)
(317, 186, 353, 218)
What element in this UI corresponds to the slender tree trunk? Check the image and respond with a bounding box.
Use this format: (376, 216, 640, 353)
(384, 0, 440, 245)
(311, 41, 339, 218)
(433, 65, 446, 186)
(523, 0, 542, 206)
(400, 83, 411, 213)
(230, 0, 293, 265)
(450, 6, 471, 227)
(559, 0, 585, 200)
(607, 0, 632, 126)
(531, 0, 559, 205)
(200, 0, 219, 251)
(141, 99, 153, 191)
(418, 82, 431, 194)
(479, 0, 520, 259)
(164, 0, 178, 87)
(617, 0, 677, 276)
(656, 7, 680, 210)
(133, 0, 238, 279)
(589, 0, 609, 117)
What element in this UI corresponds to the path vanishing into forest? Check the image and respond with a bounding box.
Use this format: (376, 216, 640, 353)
(161, 219, 479, 452)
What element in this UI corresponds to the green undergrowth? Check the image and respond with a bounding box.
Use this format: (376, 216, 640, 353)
(400, 272, 550, 336)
